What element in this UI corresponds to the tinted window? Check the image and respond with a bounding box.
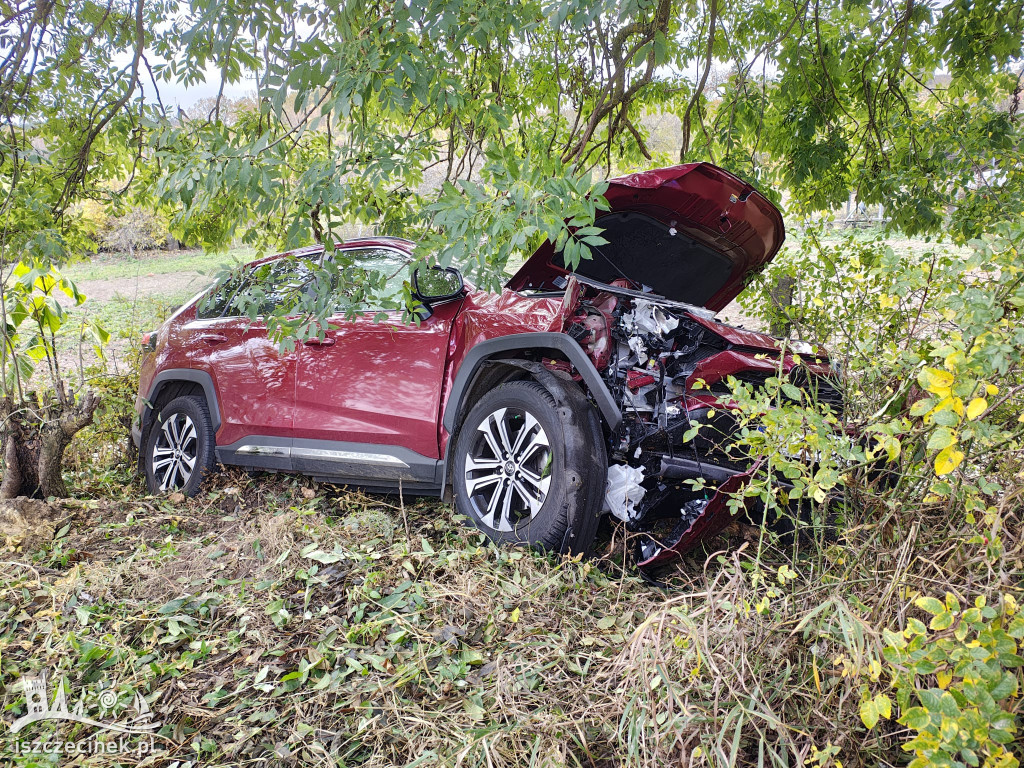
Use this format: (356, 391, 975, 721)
(198, 259, 315, 319)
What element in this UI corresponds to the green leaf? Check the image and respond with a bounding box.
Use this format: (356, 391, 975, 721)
(910, 398, 935, 416)
(902, 707, 932, 730)
(781, 382, 803, 401)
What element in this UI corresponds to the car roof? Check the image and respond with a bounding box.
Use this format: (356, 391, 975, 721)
(334, 236, 415, 253)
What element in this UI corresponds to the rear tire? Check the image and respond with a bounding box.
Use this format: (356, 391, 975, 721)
(452, 379, 606, 554)
(144, 395, 216, 497)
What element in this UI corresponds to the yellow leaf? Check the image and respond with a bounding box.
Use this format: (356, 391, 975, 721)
(986, 384, 999, 396)
(937, 669, 952, 689)
(934, 446, 965, 476)
(859, 697, 879, 729)
(874, 694, 892, 720)
(919, 367, 954, 395)
(943, 350, 964, 371)
(966, 398, 987, 420)
(921, 366, 950, 391)
(509, 608, 521, 623)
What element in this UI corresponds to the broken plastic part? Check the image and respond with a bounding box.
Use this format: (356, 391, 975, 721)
(626, 370, 656, 391)
(627, 334, 647, 364)
(630, 300, 679, 337)
(637, 497, 710, 564)
(603, 463, 646, 522)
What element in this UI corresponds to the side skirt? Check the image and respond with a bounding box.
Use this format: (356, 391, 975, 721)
(216, 436, 443, 492)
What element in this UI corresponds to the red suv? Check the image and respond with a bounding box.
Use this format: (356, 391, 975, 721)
(133, 163, 840, 566)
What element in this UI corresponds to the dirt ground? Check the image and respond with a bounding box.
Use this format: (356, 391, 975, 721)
(75, 271, 210, 303)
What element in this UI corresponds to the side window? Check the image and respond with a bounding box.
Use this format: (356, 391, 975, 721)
(250, 259, 315, 314)
(197, 259, 315, 319)
(332, 247, 412, 311)
(197, 273, 251, 319)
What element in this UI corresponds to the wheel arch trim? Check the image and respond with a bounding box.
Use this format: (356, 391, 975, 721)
(144, 369, 222, 433)
(442, 332, 621, 436)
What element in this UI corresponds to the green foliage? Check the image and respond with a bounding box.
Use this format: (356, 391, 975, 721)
(420, 147, 610, 290)
(97, 207, 169, 253)
(0, 261, 103, 392)
(715, 220, 1024, 765)
(134, 0, 1024, 341)
(734, 223, 1024, 538)
(690, 366, 857, 543)
(1, 0, 149, 259)
(878, 593, 1023, 768)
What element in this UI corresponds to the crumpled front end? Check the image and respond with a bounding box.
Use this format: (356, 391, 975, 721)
(556, 278, 841, 566)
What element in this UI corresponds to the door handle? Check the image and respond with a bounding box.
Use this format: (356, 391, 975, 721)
(303, 336, 336, 347)
(198, 333, 228, 344)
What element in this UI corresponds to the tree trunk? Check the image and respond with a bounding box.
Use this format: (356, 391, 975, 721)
(0, 388, 100, 499)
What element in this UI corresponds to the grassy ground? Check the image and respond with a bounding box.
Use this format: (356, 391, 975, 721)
(2, 242, 1020, 767)
(53, 248, 253, 381)
(63, 248, 251, 284)
(4, 468, 995, 768)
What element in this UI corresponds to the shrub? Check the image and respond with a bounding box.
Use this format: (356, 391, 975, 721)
(877, 593, 1023, 768)
(98, 207, 169, 253)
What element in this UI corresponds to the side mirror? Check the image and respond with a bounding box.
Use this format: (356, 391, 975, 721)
(412, 265, 464, 305)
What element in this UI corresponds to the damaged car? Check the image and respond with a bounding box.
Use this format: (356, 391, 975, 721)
(134, 162, 842, 567)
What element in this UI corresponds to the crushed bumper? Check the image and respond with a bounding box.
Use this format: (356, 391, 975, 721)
(634, 456, 793, 568)
(637, 464, 756, 568)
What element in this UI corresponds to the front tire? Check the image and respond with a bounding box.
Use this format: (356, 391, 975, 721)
(453, 379, 606, 554)
(144, 395, 216, 496)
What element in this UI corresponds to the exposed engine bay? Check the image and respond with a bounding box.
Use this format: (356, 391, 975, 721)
(552, 275, 842, 567)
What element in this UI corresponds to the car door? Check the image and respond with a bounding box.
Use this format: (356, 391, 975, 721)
(185, 263, 298, 463)
(291, 246, 461, 485)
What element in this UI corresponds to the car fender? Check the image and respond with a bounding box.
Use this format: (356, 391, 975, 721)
(439, 333, 620, 494)
(442, 332, 621, 434)
(142, 369, 222, 434)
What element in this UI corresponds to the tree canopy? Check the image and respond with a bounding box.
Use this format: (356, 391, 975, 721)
(4, 0, 1022, 272)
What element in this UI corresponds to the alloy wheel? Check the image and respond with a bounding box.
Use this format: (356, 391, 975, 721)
(152, 413, 198, 491)
(463, 407, 552, 532)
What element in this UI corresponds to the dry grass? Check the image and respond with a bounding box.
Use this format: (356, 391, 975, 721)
(2, 469, 1020, 767)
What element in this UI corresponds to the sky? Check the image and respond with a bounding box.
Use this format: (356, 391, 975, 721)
(136, 52, 253, 110)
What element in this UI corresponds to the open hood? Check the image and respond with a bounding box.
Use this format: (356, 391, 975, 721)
(506, 163, 785, 312)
